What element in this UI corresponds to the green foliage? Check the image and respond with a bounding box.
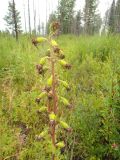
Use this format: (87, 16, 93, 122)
(4, 0, 22, 34)
(58, 0, 76, 34)
(0, 33, 120, 159)
(104, 0, 120, 34)
(84, 0, 102, 35)
(115, 0, 120, 33)
(0, 120, 19, 159)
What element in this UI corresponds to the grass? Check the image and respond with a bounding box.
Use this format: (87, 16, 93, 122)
(0, 33, 120, 160)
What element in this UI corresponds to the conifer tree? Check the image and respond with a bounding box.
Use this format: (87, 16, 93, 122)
(84, 0, 100, 35)
(4, 0, 22, 40)
(115, 0, 120, 33)
(58, 0, 76, 34)
(93, 13, 102, 34)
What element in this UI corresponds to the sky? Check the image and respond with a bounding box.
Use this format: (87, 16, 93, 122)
(0, 0, 113, 32)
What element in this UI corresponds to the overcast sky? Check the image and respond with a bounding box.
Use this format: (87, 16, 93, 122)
(0, 0, 113, 31)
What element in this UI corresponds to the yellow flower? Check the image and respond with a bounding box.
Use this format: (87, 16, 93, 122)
(47, 76, 53, 86)
(56, 141, 65, 148)
(36, 37, 47, 43)
(49, 112, 57, 121)
(39, 56, 48, 65)
(51, 40, 58, 47)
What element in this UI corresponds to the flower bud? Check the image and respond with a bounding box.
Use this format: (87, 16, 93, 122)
(36, 64, 43, 70)
(43, 86, 51, 92)
(59, 80, 70, 91)
(58, 60, 71, 69)
(35, 92, 47, 104)
(32, 38, 38, 47)
(59, 53, 65, 59)
(35, 98, 41, 104)
(36, 37, 47, 43)
(59, 121, 72, 132)
(49, 112, 57, 121)
(56, 141, 65, 148)
(51, 40, 58, 47)
(47, 90, 53, 100)
(39, 56, 48, 66)
(36, 64, 44, 74)
(49, 112, 57, 125)
(64, 63, 72, 69)
(47, 76, 53, 86)
(53, 47, 60, 54)
(35, 130, 48, 141)
(60, 97, 71, 108)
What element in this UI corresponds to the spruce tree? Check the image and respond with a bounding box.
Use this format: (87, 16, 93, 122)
(93, 13, 102, 34)
(4, 0, 22, 40)
(28, 0, 31, 35)
(58, 0, 76, 34)
(84, 0, 99, 35)
(115, 0, 120, 33)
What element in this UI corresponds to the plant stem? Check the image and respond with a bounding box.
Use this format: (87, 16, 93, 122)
(51, 58, 58, 160)
(51, 60, 55, 145)
(52, 60, 58, 114)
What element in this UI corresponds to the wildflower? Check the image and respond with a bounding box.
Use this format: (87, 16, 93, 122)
(60, 97, 71, 108)
(58, 60, 71, 69)
(56, 141, 65, 148)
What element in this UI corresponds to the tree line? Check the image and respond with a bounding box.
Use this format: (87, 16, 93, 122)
(3, 0, 120, 40)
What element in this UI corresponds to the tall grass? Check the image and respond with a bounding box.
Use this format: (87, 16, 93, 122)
(0, 34, 120, 159)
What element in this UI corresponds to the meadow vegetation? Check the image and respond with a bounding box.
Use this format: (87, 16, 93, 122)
(0, 33, 120, 160)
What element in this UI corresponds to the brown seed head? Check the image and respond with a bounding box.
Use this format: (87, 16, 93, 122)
(54, 47, 60, 54)
(65, 64, 72, 69)
(51, 21, 60, 32)
(35, 98, 41, 104)
(32, 38, 38, 47)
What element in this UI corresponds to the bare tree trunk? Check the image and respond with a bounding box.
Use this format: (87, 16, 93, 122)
(13, 0, 18, 41)
(42, 22, 44, 35)
(23, 0, 27, 33)
(51, 0, 54, 14)
(28, 0, 31, 35)
(38, 0, 41, 35)
(33, 0, 36, 35)
(46, 0, 48, 35)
